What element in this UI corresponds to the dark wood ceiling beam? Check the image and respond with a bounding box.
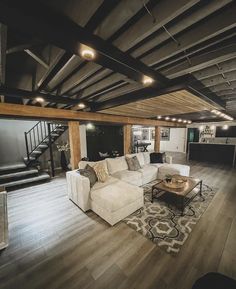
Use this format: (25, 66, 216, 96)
(162, 43, 236, 79)
(44, 0, 120, 94)
(200, 70, 236, 88)
(113, 0, 200, 52)
(141, 2, 236, 67)
(216, 90, 236, 96)
(0, 0, 167, 87)
(193, 58, 236, 80)
(0, 23, 7, 103)
(7, 42, 40, 54)
(205, 80, 236, 93)
(24, 49, 49, 69)
(0, 86, 88, 106)
(37, 51, 74, 91)
(131, 0, 231, 59)
(153, 31, 236, 72)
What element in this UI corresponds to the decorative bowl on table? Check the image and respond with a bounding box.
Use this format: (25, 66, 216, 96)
(163, 175, 187, 189)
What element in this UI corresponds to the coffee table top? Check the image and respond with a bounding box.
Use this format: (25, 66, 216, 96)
(153, 176, 202, 197)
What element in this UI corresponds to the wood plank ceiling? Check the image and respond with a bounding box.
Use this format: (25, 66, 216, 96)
(100, 90, 219, 119)
(0, 0, 235, 121)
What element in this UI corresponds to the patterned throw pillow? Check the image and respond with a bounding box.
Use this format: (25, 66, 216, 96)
(77, 164, 98, 187)
(93, 162, 109, 182)
(126, 156, 141, 171)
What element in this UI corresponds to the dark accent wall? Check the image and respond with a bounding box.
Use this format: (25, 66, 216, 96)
(86, 125, 123, 161)
(215, 126, 236, 137)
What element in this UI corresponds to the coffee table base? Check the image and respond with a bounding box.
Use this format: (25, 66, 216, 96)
(151, 180, 203, 215)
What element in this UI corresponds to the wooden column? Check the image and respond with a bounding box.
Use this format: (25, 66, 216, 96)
(123, 125, 132, 155)
(154, 126, 161, 153)
(68, 121, 81, 170)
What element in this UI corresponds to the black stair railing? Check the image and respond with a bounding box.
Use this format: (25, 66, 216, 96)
(24, 121, 64, 162)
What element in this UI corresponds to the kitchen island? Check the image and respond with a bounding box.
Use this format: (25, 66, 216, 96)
(188, 142, 236, 167)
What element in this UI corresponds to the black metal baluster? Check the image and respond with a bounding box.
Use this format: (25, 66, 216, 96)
(47, 123, 55, 177)
(25, 132, 30, 161)
(30, 132, 33, 154)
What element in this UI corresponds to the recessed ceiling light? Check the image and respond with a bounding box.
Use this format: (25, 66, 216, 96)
(80, 45, 96, 60)
(223, 124, 229, 130)
(178, 119, 182, 122)
(35, 97, 44, 103)
(165, 116, 170, 120)
(157, 115, 162, 119)
(171, 118, 176, 121)
(142, 76, 154, 86)
(78, 103, 85, 109)
(187, 121, 192, 124)
(183, 120, 187, 123)
(211, 109, 216, 113)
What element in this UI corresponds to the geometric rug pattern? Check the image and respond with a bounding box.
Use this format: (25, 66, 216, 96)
(123, 181, 216, 255)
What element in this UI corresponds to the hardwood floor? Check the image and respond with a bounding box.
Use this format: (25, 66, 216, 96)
(0, 154, 236, 289)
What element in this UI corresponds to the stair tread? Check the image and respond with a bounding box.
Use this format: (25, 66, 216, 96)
(0, 163, 26, 172)
(31, 150, 42, 154)
(0, 169, 38, 180)
(1, 173, 50, 188)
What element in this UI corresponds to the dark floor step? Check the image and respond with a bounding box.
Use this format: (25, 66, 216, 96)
(31, 150, 42, 155)
(0, 169, 38, 182)
(24, 157, 36, 162)
(1, 173, 50, 189)
(38, 144, 48, 149)
(0, 163, 26, 175)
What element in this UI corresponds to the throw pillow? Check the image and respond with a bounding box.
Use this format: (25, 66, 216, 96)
(126, 156, 141, 171)
(150, 152, 165, 163)
(77, 164, 97, 187)
(93, 162, 109, 182)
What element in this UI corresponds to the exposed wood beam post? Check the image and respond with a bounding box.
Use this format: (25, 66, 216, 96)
(154, 126, 161, 153)
(0, 23, 7, 103)
(68, 121, 81, 170)
(123, 125, 132, 155)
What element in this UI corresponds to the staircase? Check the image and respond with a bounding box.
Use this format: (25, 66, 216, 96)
(0, 163, 50, 190)
(24, 121, 68, 166)
(0, 121, 68, 190)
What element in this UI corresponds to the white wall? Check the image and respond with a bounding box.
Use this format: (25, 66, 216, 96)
(160, 128, 187, 153)
(0, 119, 38, 165)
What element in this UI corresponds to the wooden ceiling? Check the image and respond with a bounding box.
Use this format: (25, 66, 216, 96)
(0, 0, 235, 121)
(100, 89, 219, 119)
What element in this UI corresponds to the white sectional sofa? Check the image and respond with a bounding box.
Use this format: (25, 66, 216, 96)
(67, 152, 190, 226)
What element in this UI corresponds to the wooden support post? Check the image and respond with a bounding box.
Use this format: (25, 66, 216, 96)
(69, 121, 81, 170)
(123, 125, 132, 155)
(154, 126, 161, 153)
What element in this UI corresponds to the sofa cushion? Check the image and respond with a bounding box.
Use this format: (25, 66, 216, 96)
(143, 152, 151, 165)
(138, 165, 158, 184)
(93, 161, 109, 182)
(126, 156, 141, 171)
(150, 152, 165, 163)
(111, 170, 142, 186)
(106, 156, 128, 175)
(79, 160, 108, 174)
(92, 176, 118, 191)
(126, 153, 145, 167)
(90, 180, 143, 212)
(77, 164, 97, 187)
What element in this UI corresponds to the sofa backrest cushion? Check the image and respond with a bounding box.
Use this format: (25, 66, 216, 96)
(77, 164, 98, 187)
(143, 152, 150, 165)
(126, 156, 141, 171)
(126, 153, 145, 167)
(150, 152, 166, 163)
(106, 156, 128, 175)
(79, 160, 109, 174)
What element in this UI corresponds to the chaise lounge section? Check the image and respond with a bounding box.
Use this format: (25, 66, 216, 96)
(67, 152, 190, 225)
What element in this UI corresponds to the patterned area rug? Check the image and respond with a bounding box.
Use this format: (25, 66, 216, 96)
(123, 181, 216, 255)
